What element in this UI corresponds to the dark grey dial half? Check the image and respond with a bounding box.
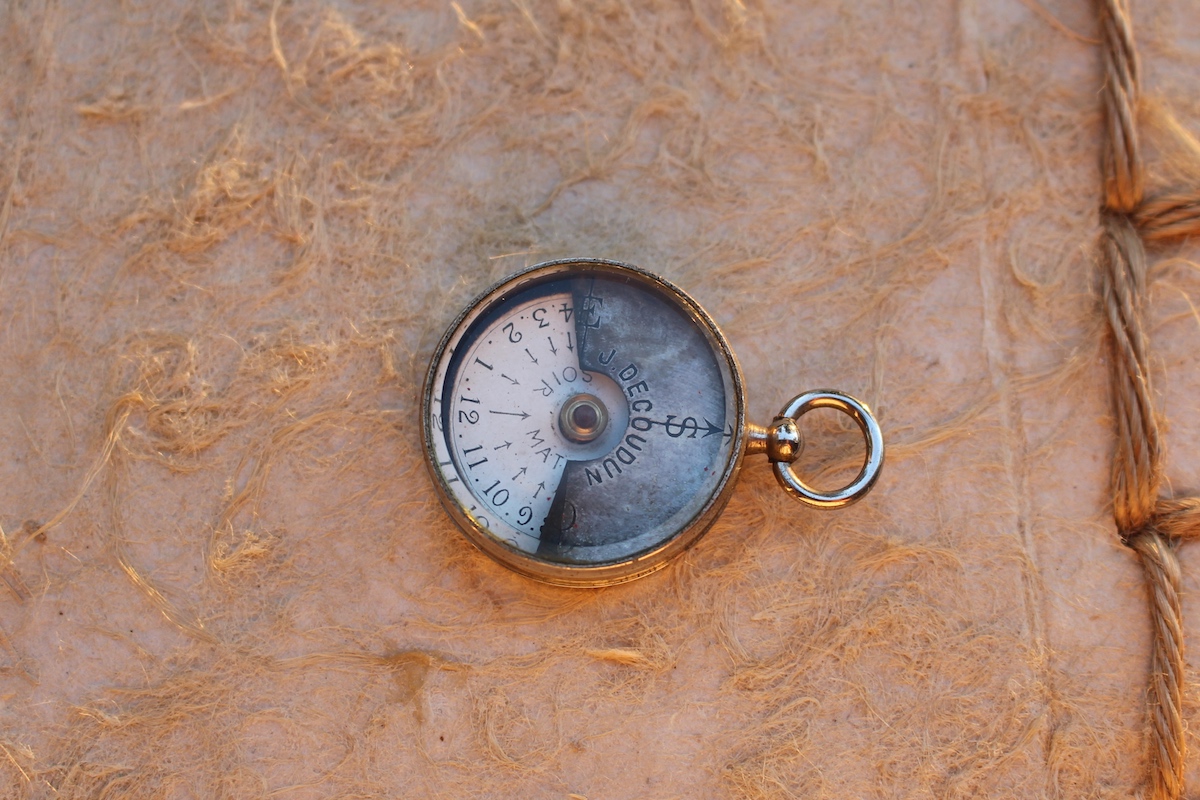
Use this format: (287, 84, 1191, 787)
(535, 274, 731, 563)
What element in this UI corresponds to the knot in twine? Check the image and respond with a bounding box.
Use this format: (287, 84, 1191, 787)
(1097, 2, 1200, 798)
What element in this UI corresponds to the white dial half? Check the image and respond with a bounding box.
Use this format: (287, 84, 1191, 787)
(429, 292, 629, 553)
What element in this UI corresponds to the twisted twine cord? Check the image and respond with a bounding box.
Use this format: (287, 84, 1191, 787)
(1099, 0, 1143, 214)
(1096, 1, 1200, 797)
(1100, 212, 1159, 533)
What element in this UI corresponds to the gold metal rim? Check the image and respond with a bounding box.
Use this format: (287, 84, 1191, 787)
(420, 258, 748, 587)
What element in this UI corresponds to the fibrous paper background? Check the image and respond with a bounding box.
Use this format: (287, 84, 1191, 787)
(2, 0, 1199, 797)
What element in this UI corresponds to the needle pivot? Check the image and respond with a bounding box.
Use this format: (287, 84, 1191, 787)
(559, 393, 609, 443)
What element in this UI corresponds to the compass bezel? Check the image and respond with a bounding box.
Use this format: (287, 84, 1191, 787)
(420, 258, 748, 587)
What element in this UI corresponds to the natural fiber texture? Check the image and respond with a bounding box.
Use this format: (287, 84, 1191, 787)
(1095, 1, 1200, 798)
(1135, 192, 1200, 243)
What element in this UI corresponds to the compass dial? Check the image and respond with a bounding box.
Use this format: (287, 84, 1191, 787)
(423, 260, 747, 586)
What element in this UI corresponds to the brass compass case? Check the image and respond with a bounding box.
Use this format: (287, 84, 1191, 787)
(422, 259, 749, 587)
(423, 258, 884, 587)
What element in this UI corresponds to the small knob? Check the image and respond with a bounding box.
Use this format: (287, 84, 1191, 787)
(745, 417, 803, 462)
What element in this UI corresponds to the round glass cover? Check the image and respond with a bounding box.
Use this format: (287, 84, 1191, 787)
(423, 260, 745, 585)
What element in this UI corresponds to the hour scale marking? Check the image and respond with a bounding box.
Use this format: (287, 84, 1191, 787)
(449, 292, 589, 538)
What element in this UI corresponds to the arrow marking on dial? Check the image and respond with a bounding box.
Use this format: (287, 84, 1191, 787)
(631, 415, 732, 439)
(490, 409, 531, 419)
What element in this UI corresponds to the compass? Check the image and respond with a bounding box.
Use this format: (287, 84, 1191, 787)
(422, 259, 884, 587)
